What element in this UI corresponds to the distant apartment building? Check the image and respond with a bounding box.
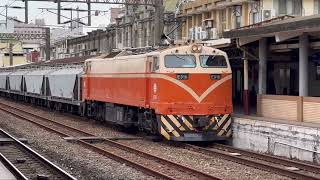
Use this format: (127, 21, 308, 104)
(49, 20, 84, 59)
(51, 0, 178, 58)
(13, 19, 47, 49)
(0, 42, 27, 67)
(114, 0, 178, 49)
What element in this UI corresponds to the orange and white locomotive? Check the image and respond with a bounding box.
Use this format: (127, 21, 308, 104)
(83, 44, 232, 141)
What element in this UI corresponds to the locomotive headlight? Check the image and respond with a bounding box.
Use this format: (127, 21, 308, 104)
(210, 74, 221, 80)
(191, 45, 198, 52)
(177, 74, 189, 80)
(197, 45, 202, 52)
(191, 45, 202, 53)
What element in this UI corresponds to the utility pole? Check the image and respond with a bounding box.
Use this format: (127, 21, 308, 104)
(9, 42, 13, 66)
(0, 5, 26, 26)
(87, 0, 91, 26)
(154, 0, 164, 46)
(70, 8, 73, 30)
(24, 0, 28, 23)
(5, 5, 8, 28)
(57, 0, 61, 24)
(45, 28, 50, 61)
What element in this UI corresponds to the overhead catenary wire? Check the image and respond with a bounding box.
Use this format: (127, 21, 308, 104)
(0, 0, 17, 14)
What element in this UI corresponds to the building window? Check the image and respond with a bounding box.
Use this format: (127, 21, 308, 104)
(234, 6, 242, 28)
(117, 29, 122, 43)
(315, 0, 320, 14)
(250, 2, 260, 24)
(252, 12, 259, 24)
(278, 0, 302, 16)
(279, 0, 287, 15)
(219, 9, 226, 30)
(316, 65, 320, 80)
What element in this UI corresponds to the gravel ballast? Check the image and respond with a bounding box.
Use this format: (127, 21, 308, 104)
(0, 98, 292, 179)
(0, 110, 152, 180)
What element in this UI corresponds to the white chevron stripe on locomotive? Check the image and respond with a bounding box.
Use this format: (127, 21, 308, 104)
(152, 74, 232, 103)
(84, 74, 232, 103)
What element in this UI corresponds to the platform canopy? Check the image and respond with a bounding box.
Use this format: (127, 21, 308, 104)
(223, 15, 320, 46)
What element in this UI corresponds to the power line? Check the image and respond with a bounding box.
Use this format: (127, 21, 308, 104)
(38, 7, 109, 13)
(0, 12, 24, 23)
(61, 2, 74, 8)
(21, 0, 157, 6)
(0, 0, 17, 14)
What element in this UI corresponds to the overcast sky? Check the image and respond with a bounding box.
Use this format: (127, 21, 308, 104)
(0, 0, 120, 34)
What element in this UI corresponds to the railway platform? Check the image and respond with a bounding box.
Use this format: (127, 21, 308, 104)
(232, 114, 320, 164)
(0, 161, 16, 180)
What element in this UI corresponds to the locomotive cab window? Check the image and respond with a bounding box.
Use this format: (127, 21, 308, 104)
(165, 55, 196, 68)
(152, 56, 159, 72)
(200, 55, 227, 68)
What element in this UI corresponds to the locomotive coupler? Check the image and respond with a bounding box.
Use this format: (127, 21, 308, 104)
(192, 116, 210, 129)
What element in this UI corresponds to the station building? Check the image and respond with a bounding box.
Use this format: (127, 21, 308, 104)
(178, 1, 320, 162)
(179, 0, 320, 122)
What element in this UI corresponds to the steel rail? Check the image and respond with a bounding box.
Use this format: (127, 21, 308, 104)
(100, 138, 220, 180)
(0, 102, 92, 137)
(0, 102, 221, 180)
(213, 144, 320, 174)
(77, 140, 177, 180)
(0, 128, 76, 180)
(185, 144, 320, 180)
(0, 153, 27, 180)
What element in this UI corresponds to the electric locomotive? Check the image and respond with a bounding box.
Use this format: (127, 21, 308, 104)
(83, 44, 232, 141)
(0, 44, 232, 141)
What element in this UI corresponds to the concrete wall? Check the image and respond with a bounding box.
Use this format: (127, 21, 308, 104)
(303, 0, 315, 16)
(263, 0, 316, 16)
(1, 56, 27, 67)
(232, 116, 320, 164)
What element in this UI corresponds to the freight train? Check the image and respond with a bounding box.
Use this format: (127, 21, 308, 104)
(0, 44, 232, 141)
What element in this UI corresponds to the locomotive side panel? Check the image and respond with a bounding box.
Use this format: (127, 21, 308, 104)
(83, 55, 150, 108)
(83, 76, 147, 107)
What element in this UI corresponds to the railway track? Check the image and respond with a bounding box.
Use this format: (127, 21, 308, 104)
(0, 102, 221, 180)
(0, 128, 76, 180)
(184, 143, 320, 180)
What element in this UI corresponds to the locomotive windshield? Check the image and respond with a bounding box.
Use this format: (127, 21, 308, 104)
(165, 55, 196, 68)
(200, 55, 227, 68)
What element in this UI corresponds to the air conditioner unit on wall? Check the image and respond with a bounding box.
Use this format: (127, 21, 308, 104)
(201, 31, 208, 40)
(196, 27, 202, 40)
(263, 9, 276, 21)
(207, 28, 218, 40)
(189, 28, 195, 40)
(203, 19, 214, 29)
